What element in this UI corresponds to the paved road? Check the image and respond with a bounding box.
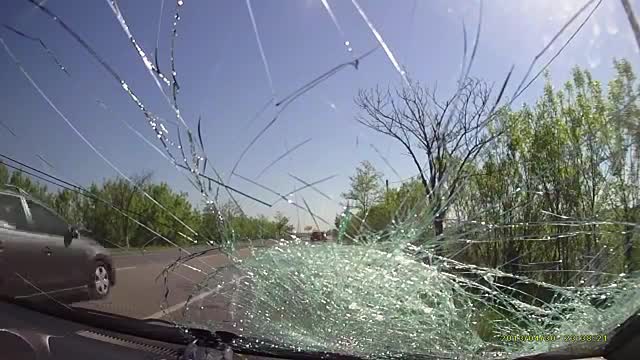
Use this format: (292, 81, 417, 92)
(75, 246, 255, 329)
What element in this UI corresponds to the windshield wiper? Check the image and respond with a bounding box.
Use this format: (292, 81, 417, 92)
(4, 297, 373, 359)
(184, 329, 369, 360)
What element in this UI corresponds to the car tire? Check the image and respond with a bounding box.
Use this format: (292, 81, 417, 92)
(88, 261, 111, 300)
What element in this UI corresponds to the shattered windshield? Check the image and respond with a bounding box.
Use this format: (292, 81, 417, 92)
(0, 0, 639, 358)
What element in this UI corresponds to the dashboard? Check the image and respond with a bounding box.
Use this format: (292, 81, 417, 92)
(0, 300, 269, 360)
(0, 300, 637, 360)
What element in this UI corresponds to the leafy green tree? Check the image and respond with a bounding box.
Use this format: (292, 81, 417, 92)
(273, 211, 293, 238)
(52, 189, 84, 225)
(606, 58, 640, 272)
(453, 59, 640, 284)
(0, 164, 286, 248)
(8, 169, 52, 205)
(364, 179, 424, 232)
(88, 173, 152, 248)
(200, 199, 291, 246)
(75, 174, 202, 249)
(199, 199, 242, 245)
(0, 162, 9, 185)
(130, 181, 201, 247)
(341, 160, 383, 215)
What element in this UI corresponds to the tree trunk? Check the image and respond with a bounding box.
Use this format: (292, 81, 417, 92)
(433, 216, 444, 237)
(434, 213, 445, 256)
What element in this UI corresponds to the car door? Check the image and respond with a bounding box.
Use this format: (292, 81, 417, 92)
(0, 193, 43, 298)
(24, 199, 87, 294)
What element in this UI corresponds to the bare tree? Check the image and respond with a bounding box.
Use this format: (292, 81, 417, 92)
(355, 78, 500, 245)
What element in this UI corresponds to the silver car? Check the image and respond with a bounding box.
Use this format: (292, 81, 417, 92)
(0, 187, 115, 301)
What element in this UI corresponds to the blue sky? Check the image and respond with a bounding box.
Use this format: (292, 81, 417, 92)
(0, 0, 638, 231)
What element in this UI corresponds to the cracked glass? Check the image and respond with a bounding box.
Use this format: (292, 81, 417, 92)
(0, 0, 639, 359)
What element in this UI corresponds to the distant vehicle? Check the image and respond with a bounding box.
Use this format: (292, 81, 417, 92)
(310, 230, 327, 242)
(0, 186, 115, 301)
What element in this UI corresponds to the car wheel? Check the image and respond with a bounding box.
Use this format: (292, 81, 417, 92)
(89, 262, 111, 299)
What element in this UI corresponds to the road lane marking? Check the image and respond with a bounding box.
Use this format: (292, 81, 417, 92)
(116, 266, 137, 271)
(112, 254, 228, 274)
(144, 288, 219, 320)
(180, 263, 207, 274)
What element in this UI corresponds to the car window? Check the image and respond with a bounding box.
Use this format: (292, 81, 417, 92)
(0, 193, 27, 230)
(26, 200, 68, 237)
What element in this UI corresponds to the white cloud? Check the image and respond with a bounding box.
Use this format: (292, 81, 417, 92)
(592, 23, 601, 37)
(587, 54, 601, 69)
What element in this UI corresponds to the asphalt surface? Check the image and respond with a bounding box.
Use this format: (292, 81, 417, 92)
(74, 246, 254, 329)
